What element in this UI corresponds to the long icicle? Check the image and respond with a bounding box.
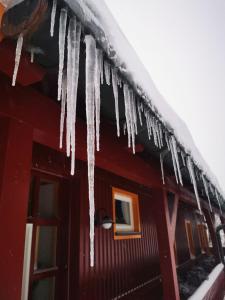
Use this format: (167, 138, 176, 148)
(160, 153, 165, 184)
(85, 35, 96, 267)
(60, 72, 67, 149)
(112, 68, 120, 137)
(187, 156, 202, 213)
(70, 18, 81, 175)
(171, 136, 183, 185)
(12, 33, 23, 86)
(95, 49, 101, 151)
(50, 0, 57, 37)
(58, 8, 68, 100)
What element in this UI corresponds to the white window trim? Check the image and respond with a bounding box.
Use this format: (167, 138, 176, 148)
(115, 192, 134, 232)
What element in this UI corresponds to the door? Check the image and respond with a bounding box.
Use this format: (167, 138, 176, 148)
(27, 171, 69, 300)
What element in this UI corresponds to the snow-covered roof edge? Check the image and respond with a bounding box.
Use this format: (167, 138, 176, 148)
(65, 0, 225, 203)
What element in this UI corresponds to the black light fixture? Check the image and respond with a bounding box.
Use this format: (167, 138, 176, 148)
(95, 209, 114, 230)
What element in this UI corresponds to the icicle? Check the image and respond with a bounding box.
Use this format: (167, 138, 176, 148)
(50, 0, 57, 37)
(171, 136, 183, 185)
(30, 49, 34, 63)
(98, 50, 104, 85)
(65, 17, 81, 174)
(169, 138, 179, 184)
(130, 90, 136, 153)
(95, 49, 101, 151)
(12, 33, 23, 86)
(60, 73, 67, 149)
(132, 96, 138, 135)
(215, 189, 222, 214)
(201, 173, 212, 212)
(186, 156, 202, 213)
(85, 35, 97, 267)
(181, 151, 186, 166)
(158, 124, 163, 148)
(58, 8, 68, 100)
(160, 153, 165, 184)
(151, 118, 158, 147)
(117, 75, 122, 88)
(104, 60, 111, 85)
(112, 68, 120, 137)
(123, 83, 131, 148)
(137, 101, 143, 126)
(123, 122, 127, 135)
(165, 133, 170, 151)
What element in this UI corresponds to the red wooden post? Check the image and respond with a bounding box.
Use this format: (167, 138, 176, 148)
(152, 188, 180, 300)
(204, 209, 220, 263)
(0, 117, 33, 300)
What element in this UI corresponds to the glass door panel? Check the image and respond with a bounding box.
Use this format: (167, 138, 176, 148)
(31, 277, 55, 300)
(34, 226, 57, 271)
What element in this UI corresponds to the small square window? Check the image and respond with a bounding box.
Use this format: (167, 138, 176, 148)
(112, 188, 141, 240)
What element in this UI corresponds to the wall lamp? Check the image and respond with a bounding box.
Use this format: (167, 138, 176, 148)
(95, 209, 114, 230)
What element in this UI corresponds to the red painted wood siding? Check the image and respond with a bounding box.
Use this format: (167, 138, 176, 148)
(78, 166, 161, 300)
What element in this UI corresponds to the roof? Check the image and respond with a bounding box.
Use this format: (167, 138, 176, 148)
(64, 0, 224, 203)
(3, 0, 225, 208)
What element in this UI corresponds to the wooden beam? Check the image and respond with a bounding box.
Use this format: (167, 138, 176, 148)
(152, 188, 180, 300)
(0, 117, 33, 300)
(0, 3, 5, 42)
(171, 194, 179, 243)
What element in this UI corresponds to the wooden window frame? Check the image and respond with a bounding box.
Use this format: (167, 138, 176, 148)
(185, 220, 196, 259)
(197, 223, 210, 254)
(112, 187, 141, 240)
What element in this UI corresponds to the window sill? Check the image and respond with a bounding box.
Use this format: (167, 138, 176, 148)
(114, 232, 142, 240)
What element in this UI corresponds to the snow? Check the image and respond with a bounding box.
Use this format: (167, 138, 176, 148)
(65, 0, 225, 201)
(12, 33, 23, 86)
(188, 263, 224, 300)
(85, 35, 97, 267)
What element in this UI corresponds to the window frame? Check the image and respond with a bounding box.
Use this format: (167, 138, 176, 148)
(112, 187, 141, 240)
(184, 220, 196, 259)
(197, 223, 210, 254)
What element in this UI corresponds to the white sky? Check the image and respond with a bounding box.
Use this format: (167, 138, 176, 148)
(105, 0, 225, 189)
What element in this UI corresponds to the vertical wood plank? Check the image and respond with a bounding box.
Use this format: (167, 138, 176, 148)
(0, 117, 33, 300)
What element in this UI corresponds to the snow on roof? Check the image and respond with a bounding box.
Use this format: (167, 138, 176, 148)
(65, 0, 224, 199)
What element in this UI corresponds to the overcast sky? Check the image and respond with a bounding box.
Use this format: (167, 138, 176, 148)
(105, 0, 225, 190)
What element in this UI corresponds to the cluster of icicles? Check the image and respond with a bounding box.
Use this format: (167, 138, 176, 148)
(11, 2, 223, 267)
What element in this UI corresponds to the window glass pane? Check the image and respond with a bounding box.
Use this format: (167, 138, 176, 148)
(38, 180, 58, 218)
(28, 177, 35, 217)
(34, 226, 57, 271)
(116, 199, 131, 225)
(31, 277, 55, 300)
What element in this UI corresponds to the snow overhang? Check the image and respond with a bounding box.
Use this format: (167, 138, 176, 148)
(64, 0, 225, 205)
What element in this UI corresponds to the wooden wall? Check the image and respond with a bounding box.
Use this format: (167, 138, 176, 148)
(77, 164, 162, 300)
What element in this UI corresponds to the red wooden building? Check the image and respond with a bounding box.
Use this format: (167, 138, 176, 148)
(0, 1, 224, 300)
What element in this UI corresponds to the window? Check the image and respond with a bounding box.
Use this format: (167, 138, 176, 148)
(112, 187, 141, 240)
(197, 224, 210, 254)
(185, 220, 195, 259)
